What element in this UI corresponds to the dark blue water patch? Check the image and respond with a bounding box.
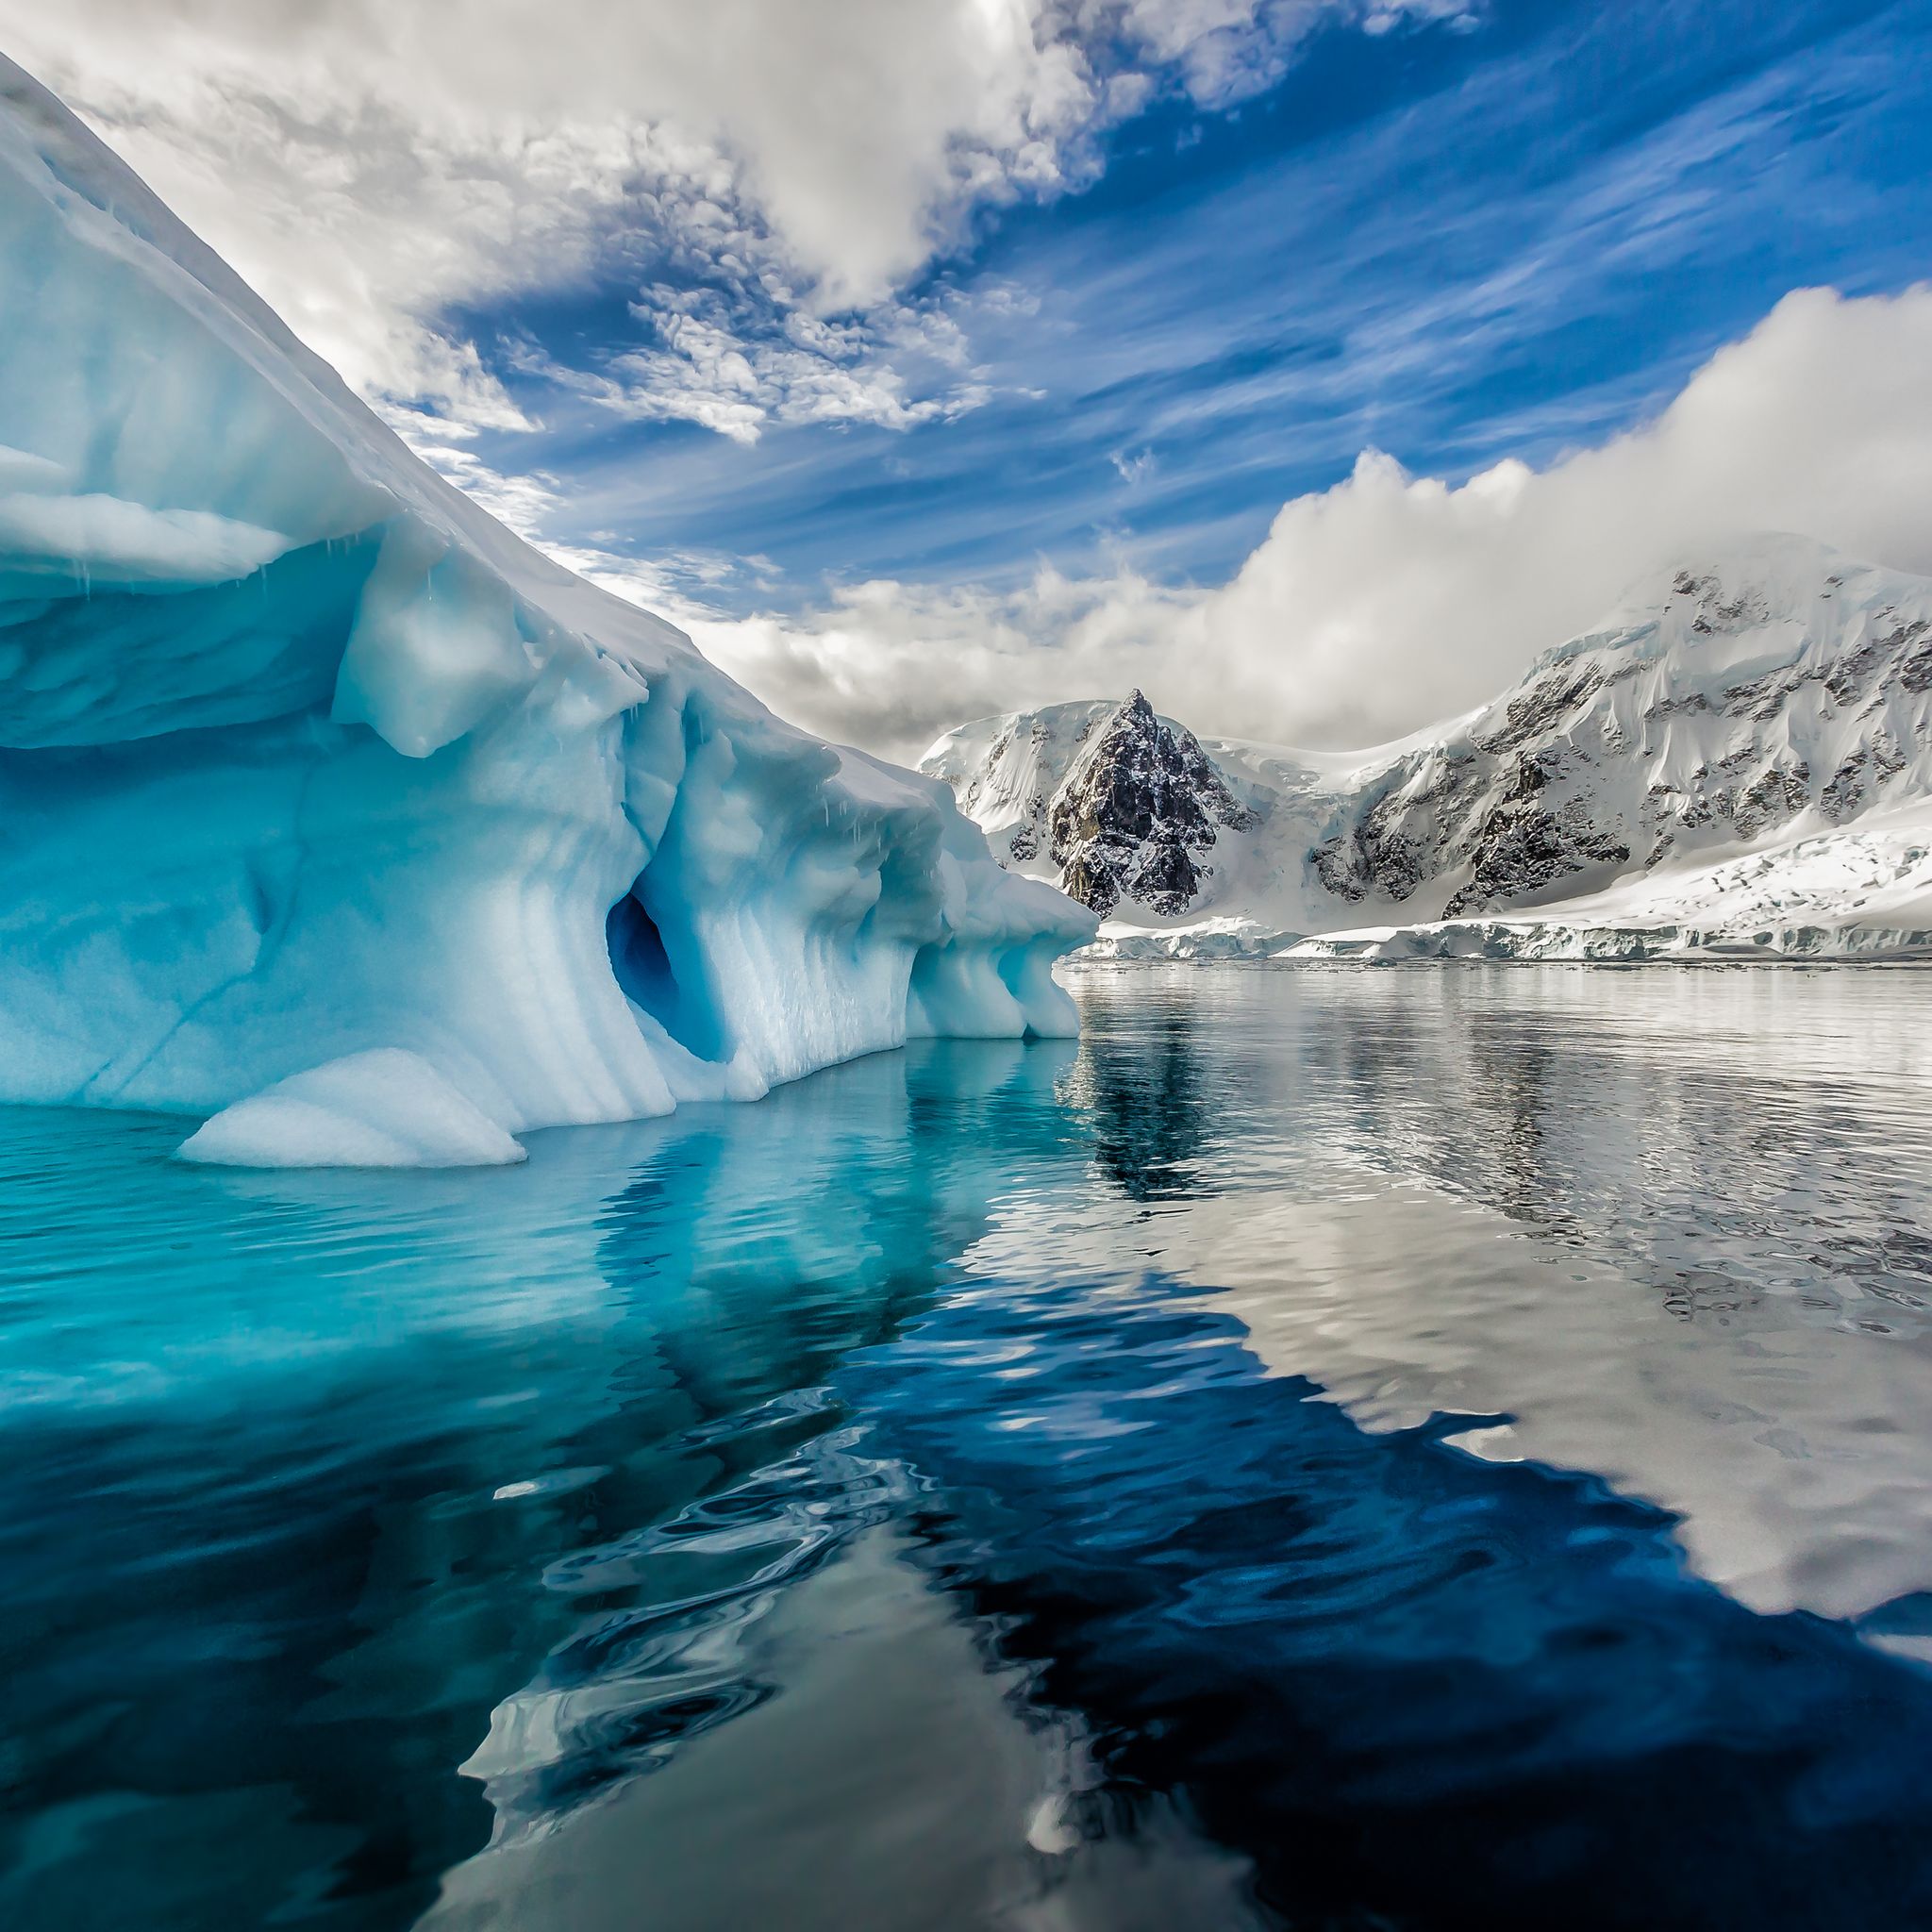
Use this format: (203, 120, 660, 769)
(850, 1274, 1932, 1929)
(0, 1344, 848, 1924)
(0, 1042, 1087, 1928)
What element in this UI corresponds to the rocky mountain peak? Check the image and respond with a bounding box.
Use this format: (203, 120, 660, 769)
(1046, 691, 1258, 915)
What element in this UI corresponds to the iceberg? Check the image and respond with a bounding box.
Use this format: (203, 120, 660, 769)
(0, 59, 1092, 1166)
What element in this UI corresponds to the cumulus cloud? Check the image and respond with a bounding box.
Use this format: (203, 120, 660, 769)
(688, 568, 1208, 760)
(25, 4, 1896, 770)
(1121, 0, 1478, 105)
(665, 287, 1932, 758)
(1200, 285, 1932, 745)
(2, 0, 1474, 428)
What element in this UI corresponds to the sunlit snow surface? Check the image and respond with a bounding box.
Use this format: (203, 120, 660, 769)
(10, 969, 1932, 1929)
(0, 60, 1089, 1164)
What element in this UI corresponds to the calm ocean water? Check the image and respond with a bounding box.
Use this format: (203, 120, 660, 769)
(8, 965, 1932, 1929)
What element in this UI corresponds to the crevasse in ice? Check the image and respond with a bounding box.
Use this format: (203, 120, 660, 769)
(0, 58, 1093, 1166)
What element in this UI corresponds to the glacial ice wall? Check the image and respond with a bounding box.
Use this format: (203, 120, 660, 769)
(0, 58, 1091, 1164)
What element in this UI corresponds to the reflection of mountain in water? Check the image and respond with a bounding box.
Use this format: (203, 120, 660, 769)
(1060, 996, 1214, 1203)
(18, 973, 1932, 1932)
(1065, 970, 1932, 1621)
(1283, 968, 1932, 1327)
(467, 974, 1932, 1928)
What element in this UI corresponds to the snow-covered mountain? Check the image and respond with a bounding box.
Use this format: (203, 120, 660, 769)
(0, 59, 1091, 1166)
(922, 536, 1932, 960)
(940, 689, 1258, 917)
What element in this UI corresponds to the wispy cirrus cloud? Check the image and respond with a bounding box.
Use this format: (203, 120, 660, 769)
(459, 288, 1932, 761)
(531, 285, 992, 447)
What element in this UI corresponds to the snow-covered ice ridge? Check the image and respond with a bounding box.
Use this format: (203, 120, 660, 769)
(0, 60, 1091, 1166)
(924, 535, 1932, 964)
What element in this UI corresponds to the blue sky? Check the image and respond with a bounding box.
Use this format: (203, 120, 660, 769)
(450, 0, 1932, 617)
(18, 0, 1932, 752)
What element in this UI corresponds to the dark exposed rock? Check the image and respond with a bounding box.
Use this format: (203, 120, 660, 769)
(938, 553, 1932, 939)
(1314, 817, 1426, 905)
(1724, 669, 1802, 723)
(1442, 763, 1629, 917)
(1822, 753, 1868, 824)
(1312, 751, 1485, 905)
(1283, 558, 1932, 923)
(1732, 762, 1811, 841)
(1312, 836, 1366, 903)
(1315, 732, 1627, 920)
(1646, 691, 1714, 720)
(1674, 570, 1772, 631)
(1045, 691, 1257, 916)
(1890, 620, 1932, 692)
(1473, 667, 1603, 758)
(1823, 631, 1896, 706)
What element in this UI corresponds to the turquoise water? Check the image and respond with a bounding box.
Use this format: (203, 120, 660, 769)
(8, 966, 1932, 1928)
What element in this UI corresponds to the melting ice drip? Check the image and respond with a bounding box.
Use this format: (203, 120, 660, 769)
(0, 59, 1092, 1166)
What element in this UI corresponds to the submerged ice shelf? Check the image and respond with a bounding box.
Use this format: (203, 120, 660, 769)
(0, 58, 1091, 1166)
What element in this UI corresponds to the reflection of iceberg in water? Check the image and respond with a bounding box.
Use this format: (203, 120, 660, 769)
(385, 1040, 1075, 1828)
(3, 1040, 1174, 1932)
(425, 1036, 1263, 1931)
(439, 974, 1932, 1932)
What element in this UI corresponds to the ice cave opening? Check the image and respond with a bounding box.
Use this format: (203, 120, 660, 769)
(606, 876, 726, 1065)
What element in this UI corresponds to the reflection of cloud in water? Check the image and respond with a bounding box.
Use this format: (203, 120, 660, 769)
(18, 968, 1932, 1928)
(288, 972, 1932, 1920)
(1180, 1176, 1932, 1619)
(0, 1039, 1133, 1931)
(1063, 966, 1932, 1621)
(431, 1521, 1260, 1932)
(848, 1215, 1932, 1931)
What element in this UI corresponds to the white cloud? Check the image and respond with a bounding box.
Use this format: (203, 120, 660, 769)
(591, 286, 990, 445)
(1202, 284, 1932, 745)
(655, 287, 1932, 759)
(1120, 0, 1477, 105)
(1, 0, 1477, 429)
(688, 567, 1208, 761)
(31, 4, 1896, 773)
